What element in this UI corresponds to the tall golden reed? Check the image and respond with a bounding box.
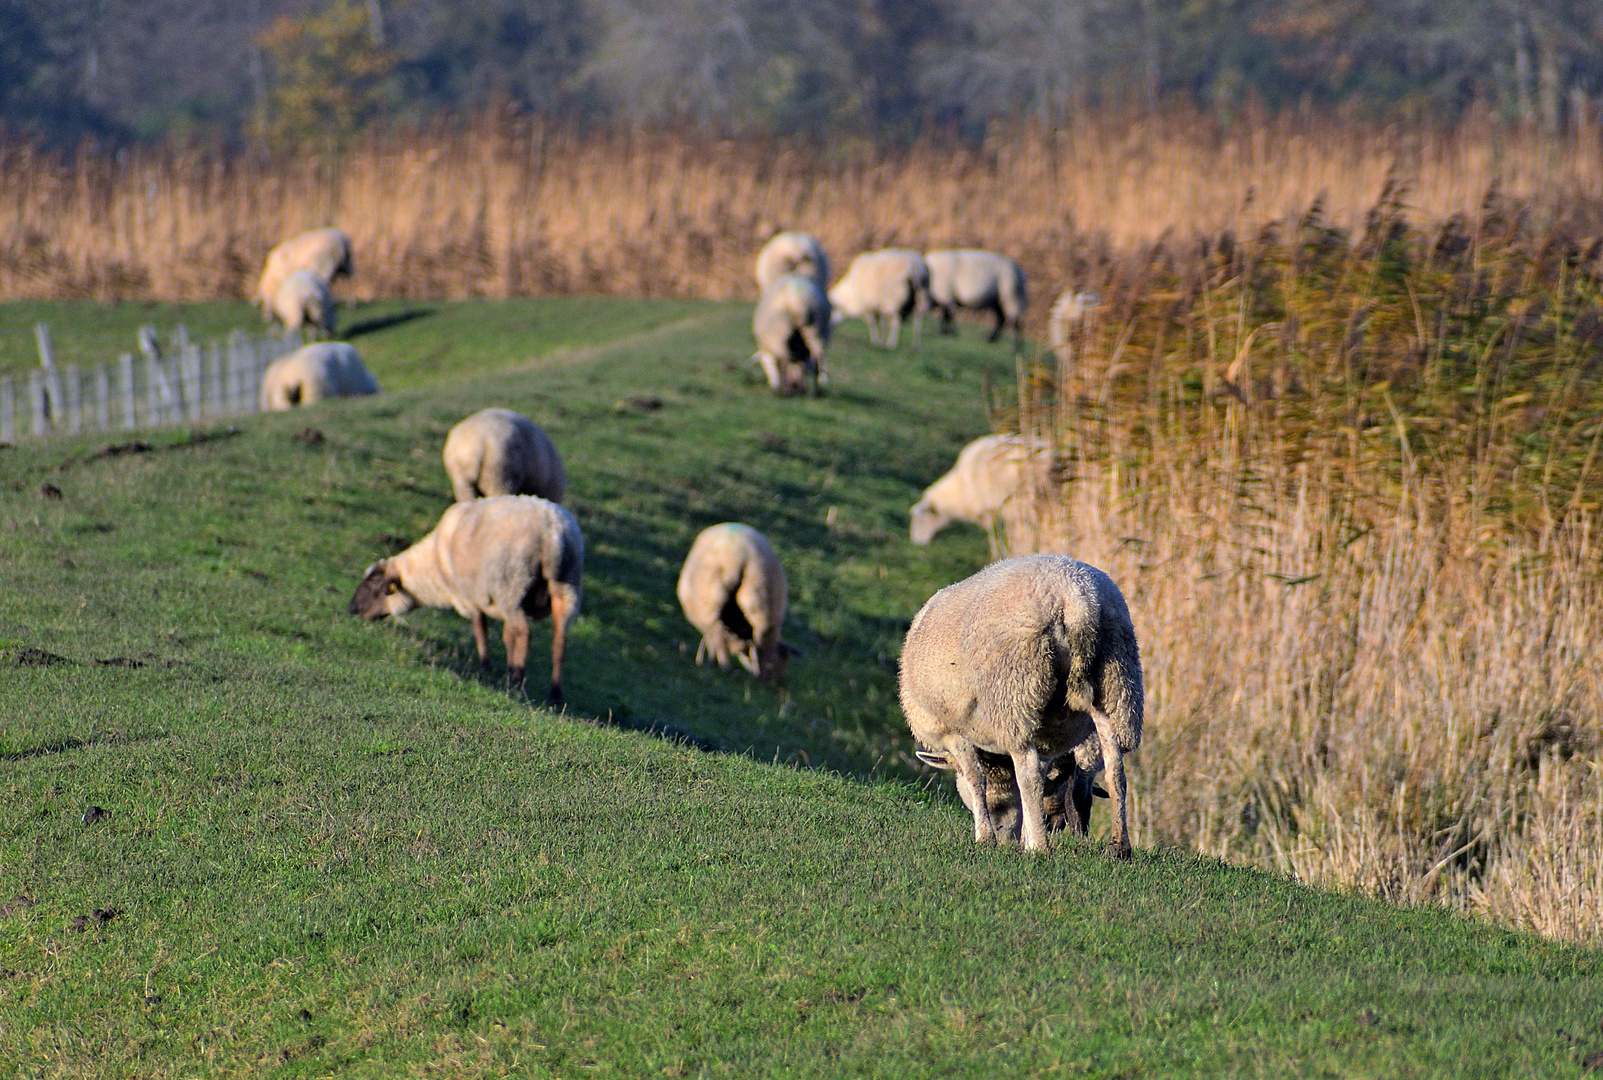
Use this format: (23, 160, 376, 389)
(3, 105, 1603, 308)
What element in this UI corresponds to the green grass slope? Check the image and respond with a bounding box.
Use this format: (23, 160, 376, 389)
(1, 300, 1600, 1078)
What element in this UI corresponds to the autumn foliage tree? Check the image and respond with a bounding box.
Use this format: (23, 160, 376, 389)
(256, 0, 397, 147)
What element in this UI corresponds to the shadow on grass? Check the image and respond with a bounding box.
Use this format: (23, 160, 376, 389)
(344, 308, 436, 339)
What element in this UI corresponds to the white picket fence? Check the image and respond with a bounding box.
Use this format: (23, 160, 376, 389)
(0, 323, 301, 443)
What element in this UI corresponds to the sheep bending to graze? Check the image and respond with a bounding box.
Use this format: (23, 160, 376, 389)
(899, 555, 1144, 855)
(916, 746, 1109, 843)
(259, 343, 380, 410)
(910, 434, 1050, 556)
(926, 249, 1027, 349)
(349, 495, 583, 704)
(443, 408, 566, 503)
(756, 231, 830, 294)
(828, 249, 929, 349)
(271, 270, 336, 337)
(677, 523, 797, 682)
(256, 228, 353, 315)
(752, 274, 831, 394)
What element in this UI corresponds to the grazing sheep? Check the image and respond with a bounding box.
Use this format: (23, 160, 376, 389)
(752, 274, 831, 394)
(1047, 289, 1102, 363)
(899, 555, 1144, 855)
(756, 231, 830, 294)
(259, 342, 380, 410)
(926, 249, 1027, 349)
(828, 249, 930, 349)
(677, 523, 796, 682)
(443, 408, 566, 504)
(348, 495, 583, 704)
(916, 745, 1108, 843)
(271, 270, 337, 337)
(256, 228, 354, 316)
(910, 434, 1051, 556)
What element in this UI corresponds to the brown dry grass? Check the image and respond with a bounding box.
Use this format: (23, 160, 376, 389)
(5, 105, 1603, 310)
(1007, 192, 1603, 942)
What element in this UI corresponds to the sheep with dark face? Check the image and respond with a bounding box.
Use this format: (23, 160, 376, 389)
(259, 343, 379, 410)
(916, 745, 1109, 843)
(925, 249, 1026, 349)
(349, 495, 582, 704)
(677, 523, 796, 683)
(756, 231, 829, 294)
(443, 408, 566, 503)
(899, 555, 1144, 855)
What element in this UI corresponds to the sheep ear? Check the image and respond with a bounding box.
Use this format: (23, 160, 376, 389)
(349, 561, 396, 616)
(1092, 785, 1109, 799)
(916, 750, 955, 770)
(779, 640, 803, 659)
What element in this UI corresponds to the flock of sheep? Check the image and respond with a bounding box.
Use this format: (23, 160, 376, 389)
(251, 226, 1143, 858)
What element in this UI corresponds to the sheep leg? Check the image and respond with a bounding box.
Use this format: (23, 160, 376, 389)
(1068, 766, 1095, 837)
(1009, 745, 1049, 852)
(988, 305, 1005, 344)
(949, 743, 996, 843)
(471, 611, 491, 669)
(548, 589, 573, 706)
(940, 305, 956, 336)
(502, 613, 531, 692)
(867, 314, 881, 347)
(1095, 716, 1131, 859)
(886, 313, 901, 349)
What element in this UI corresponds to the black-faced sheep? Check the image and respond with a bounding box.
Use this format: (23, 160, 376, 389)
(349, 495, 583, 704)
(828, 249, 930, 349)
(752, 274, 831, 394)
(256, 228, 353, 316)
(899, 555, 1144, 855)
(259, 343, 380, 410)
(443, 408, 567, 504)
(756, 231, 830, 294)
(677, 523, 796, 683)
(926, 249, 1026, 349)
(910, 434, 1051, 556)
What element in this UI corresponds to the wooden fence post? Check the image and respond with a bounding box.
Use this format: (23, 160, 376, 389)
(119, 353, 136, 430)
(29, 370, 46, 436)
(0, 376, 13, 443)
(65, 363, 82, 433)
(35, 323, 63, 427)
(95, 363, 110, 430)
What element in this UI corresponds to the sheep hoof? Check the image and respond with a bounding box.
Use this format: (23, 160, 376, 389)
(546, 685, 564, 707)
(1108, 840, 1132, 860)
(507, 667, 526, 692)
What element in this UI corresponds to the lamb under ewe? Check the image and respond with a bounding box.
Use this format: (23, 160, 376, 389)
(271, 270, 336, 337)
(677, 523, 796, 683)
(910, 434, 1051, 555)
(256, 228, 354, 316)
(259, 342, 380, 410)
(828, 249, 929, 349)
(752, 274, 831, 394)
(443, 408, 566, 504)
(899, 554, 1144, 855)
(926, 249, 1027, 349)
(349, 495, 583, 704)
(756, 231, 829, 294)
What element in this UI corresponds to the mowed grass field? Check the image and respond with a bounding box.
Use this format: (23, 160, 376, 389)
(1, 298, 1601, 1078)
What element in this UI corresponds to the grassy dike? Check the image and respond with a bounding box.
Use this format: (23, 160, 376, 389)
(1, 299, 1600, 1077)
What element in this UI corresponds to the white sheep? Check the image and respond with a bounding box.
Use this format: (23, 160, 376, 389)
(925, 249, 1026, 349)
(348, 495, 583, 704)
(677, 523, 796, 682)
(828, 249, 930, 349)
(271, 270, 336, 337)
(443, 408, 566, 504)
(899, 554, 1144, 855)
(256, 228, 354, 316)
(910, 434, 1051, 555)
(1047, 289, 1102, 363)
(259, 342, 380, 410)
(752, 274, 831, 394)
(756, 231, 829, 294)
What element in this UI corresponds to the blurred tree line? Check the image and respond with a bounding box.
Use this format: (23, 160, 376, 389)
(4, 0, 1603, 144)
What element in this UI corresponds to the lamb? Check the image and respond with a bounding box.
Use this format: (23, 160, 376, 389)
(255, 228, 354, 316)
(259, 342, 380, 410)
(910, 434, 1051, 555)
(755, 231, 829, 294)
(271, 270, 337, 337)
(443, 408, 567, 504)
(898, 554, 1144, 855)
(828, 249, 930, 349)
(348, 495, 583, 704)
(676, 523, 796, 682)
(752, 274, 831, 394)
(925, 249, 1027, 349)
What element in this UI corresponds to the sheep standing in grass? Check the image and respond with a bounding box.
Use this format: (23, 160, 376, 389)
(752, 274, 831, 394)
(443, 408, 566, 503)
(926, 249, 1026, 349)
(271, 270, 337, 337)
(256, 228, 354, 316)
(677, 523, 796, 683)
(915, 745, 1108, 843)
(756, 231, 829, 294)
(910, 434, 1051, 556)
(260, 343, 380, 410)
(828, 249, 930, 349)
(349, 495, 583, 704)
(899, 555, 1144, 855)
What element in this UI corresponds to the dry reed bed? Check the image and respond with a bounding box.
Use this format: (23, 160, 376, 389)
(1008, 196, 1603, 942)
(6, 108, 1603, 308)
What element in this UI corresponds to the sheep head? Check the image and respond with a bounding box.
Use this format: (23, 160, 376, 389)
(348, 561, 416, 620)
(916, 748, 1105, 842)
(909, 499, 948, 545)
